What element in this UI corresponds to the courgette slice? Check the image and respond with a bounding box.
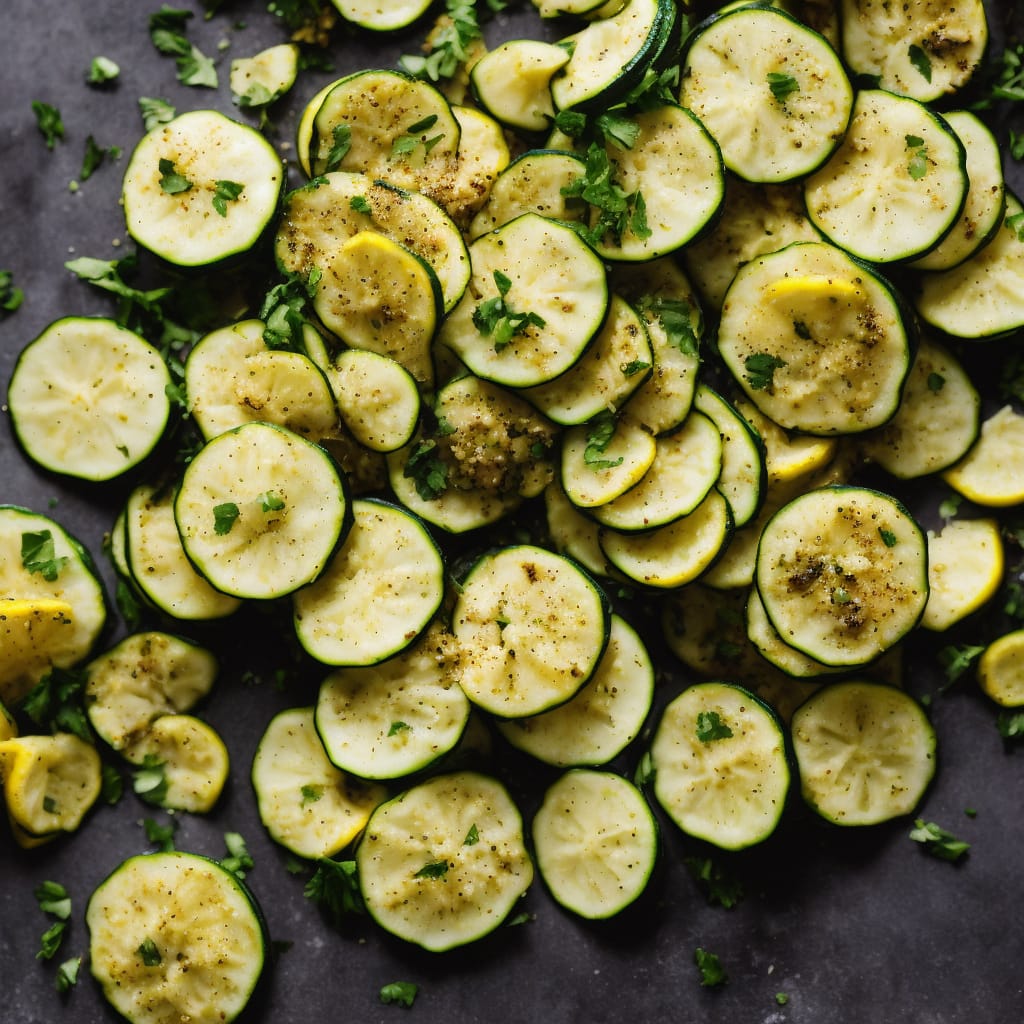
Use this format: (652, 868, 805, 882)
(755, 486, 928, 667)
(330, 0, 433, 31)
(649, 681, 791, 850)
(543, 480, 622, 581)
(718, 242, 914, 435)
(803, 89, 967, 264)
(561, 415, 657, 509)
(496, 614, 654, 767)
(532, 769, 657, 919)
(471, 39, 569, 133)
(229, 42, 300, 109)
(921, 518, 1003, 632)
(356, 771, 533, 951)
(0, 506, 107, 705)
(87, 851, 266, 1024)
(453, 544, 610, 718)
(745, 587, 842, 679)
(978, 630, 1024, 708)
(942, 404, 1024, 507)
(438, 213, 609, 389)
(681, 5, 853, 183)
(791, 681, 936, 825)
(444, 105, 512, 230)
(123, 483, 243, 621)
(316, 623, 469, 779)
(85, 631, 218, 751)
(252, 706, 386, 858)
(122, 109, 284, 267)
(293, 498, 444, 666)
(9, 316, 172, 481)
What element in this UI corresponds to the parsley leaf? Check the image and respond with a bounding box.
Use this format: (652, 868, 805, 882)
(32, 101, 64, 149)
(213, 502, 240, 535)
(304, 858, 365, 924)
(633, 749, 655, 787)
(101, 763, 124, 805)
(139, 96, 176, 132)
(472, 269, 545, 350)
(908, 819, 970, 862)
(38, 921, 68, 961)
(1010, 130, 1024, 161)
(767, 71, 799, 103)
(878, 527, 898, 547)
(323, 124, 352, 173)
(87, 56, 120, 85)
(350, 195, 372, 214)
(380, 981, 419, 1008)
(744, 352, 787, 392)
(259, 491, 285, 513)
(970, 43, 1024, 109)
(463, 823, 479, 846)
(926, 371, 946, 392)
(908, 44, 932, 83)
(997, 710, 1024, 740)
(56, 956, 81, 994)
(149, 6, 218, 88)
(561, 142, 651, 247)
(684, 856, 744, 909)
(696, 710, 733, 743)
(0, 270, 24, 314)
(260, 270, 319, 351)
(220, 832, 255, 878)
(695, 947, 728, 987)
(21, 529, 69, 581)
(905, 134, 928, 179)
(1006, 210, 1024, 242)
(413, 859, 449, 879)
(22, 667, 91, 742)
(938, 643, 984, 687)
(132, 755, 169, 806)
(388, 721, 411, 736)
(404, 439, 448, 500)
(143, 815, 178, 851)
(301, 783, 324, 805)
(158, 158, 192, 194)
(399, 0, 485, 82)
(583, 410, 624, 471)
(137, 937, 163, 966)
(35, 880, 72, 920)
(636, 296, 699, 357)
(212, 179, 245, 217)
(80, 136, 119, 182)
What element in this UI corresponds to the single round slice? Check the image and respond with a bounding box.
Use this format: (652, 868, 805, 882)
(315, 623, 469, 779)
(496, 614, 655, 767)
(9, 316, 172, 481)
(87, 851, 266, 1024)
(452, 545, 611, 718)
(330, 0, 433, 31)
(293, 498, 444, 666)
(921, 518, 1003, 632)
(356, 771, 534, 951)
(561, 416, 658, 509)
(122, 109, 284, 267)
(471, 39, 569, 133)
(533, 769, 658, 919)
(229, 42, 300, 108)
(175, 421, 350, 600)
(942, 405, 1024, 507)
(649, 681, 791, 850)
(791, 681, 936, 825)
(977, 631, 1024, 708)
(755, 486, 928, 667)
(251, 707, 386, 859)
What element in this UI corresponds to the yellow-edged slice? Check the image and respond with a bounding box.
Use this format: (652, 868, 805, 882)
(978, 630, 1024, 708)
(921, 518, 1003, 631)
(0, 598, 77, 703)
(943, 405, 1024, 507)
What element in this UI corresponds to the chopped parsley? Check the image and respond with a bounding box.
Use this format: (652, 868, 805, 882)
(144, 815, 179, 851)
(158, 158, 193, 195)
(32, 101, 64, 149)
(137, 937, 163, 967)
(213, 501, 241, 535)
(905, 134, 928, 180)
(926, 371, 946, 393)
(404, 439, 448, 500)
(259, 491, 285, 513)
(38, 921, 68, 961)
(324, 124, 352, 173)
(938, 643, 984, 687)
(583, 410, 623, 471)
(101, 763, 124, 805)
(633, 749, 655, 788)
(87, 56, 120, 85)
(212, 179, 245, 216)
(938, 492, 962, 519)
(472, 269, 546, 351)
(56, 956, 82, 994)
(997, 710, 1024, 740)
(260, 269, 320, 351)
(388, 720, 412, 736)
(463, 823, 480, 846)
(1006, 210, 1024, 242)
(149, 6, 218, 89)
(0, 270, 24, 314)
(301, 784, 324, 805)
(767, 71, 799, 104)
(636, 296, 699, 357)
(908, 819, 970, 862)
(35, 881, 71, 961)
(399, 0, 491, 82)
(21, 529, 69, 581)
(694, 947, 728, 988)
(139, 96, 176, 132)
(684, 856, 744, 909)
(775, 992, 790, 1006)
(561, 142, 652, 247)
(132, 755, 169, 806)
(379, 981, 419, 1008)
(878, 527, 898, 547)
(413, 859, 449, 880)
(304, 858, 365, 923)
(908, 44, 932, 83)
(696, 710, 733, 743)
(220, 832, 255, 878)
(1010, 130, 1024, 161)
(970, 43, 1024, 109)
(22, 667, 90, 742)
(80, 136, 120, 183)
(621, 359, 651, 377)
(744, 352, 787, 392)
(350, 195, 372, 214)
(391, 114, 444, 160)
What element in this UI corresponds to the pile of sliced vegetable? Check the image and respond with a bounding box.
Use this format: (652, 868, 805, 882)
(3, 0, 1024, 1018)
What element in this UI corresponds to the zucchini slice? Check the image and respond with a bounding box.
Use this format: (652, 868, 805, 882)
(275, 172, 470, 313)
(356, 771, 533, 951)
(942, 404, 1024, 507)
(496, 614, 654, 767)
(330, 0, 433, 31)
(839, 0, 987, 103)
(532, 769, 658, 919)
(87, 851, 266, 1024)
(453, 544, 611, 718)
(921, 518, 1003, 632)
(791, 681, 936, 825)
(978, 630, 1024, 708)
(858, 337, 980, 480)
(175, 421, 351, 600)
(251, 706, 386, 859)
(745, 587, 842, 680)
(803, 90, 967, 264)
(308, 69, 460, 198)
(293, 498, 444, 666)
(444, 106, 512, 231)
(0, 732, 102, 844)
(649, 681, 791, 850)
(0, 506, 107, 705)
(438, 213, 609, 389)
(85, 631, 218, 752)
(471, 39, 569, 133)
(914, 192, 1024, 340)
(560, 415, 657, 509)
(122, 109, 283, 267)
(123, 483, 243, 621)
(9, 316, 172, 481)
(229, 42, 299, 108)
(316, 623, 469, 779)
(717, 242, 913, 435)
(543, 480, 623, 582)
(681, 6, 853, 183)
(755, 486, 929, 667)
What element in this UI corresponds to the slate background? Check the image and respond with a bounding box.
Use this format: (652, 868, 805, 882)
(1, 2, 1023, 1022)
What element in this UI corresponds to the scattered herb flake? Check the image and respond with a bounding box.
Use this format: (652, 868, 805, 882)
(413, 859, 449, 880)
(997, 710, 1024, 740)
(87, 56, 120, 85)
(304, 858, 365, 924)
(350, 195, 372, 214)
(695, 947, 728, 988)
(0, 269, 24, 314)
(35, 881, 72, 920)
(32, 101, 64, 149)
(464, 824, 479, 846)
(684, 856, 744, 909)
(21, 529, 69, 581)
(380, 981, 419, 1008)
(143, 816, 178, 851)
(101, 763, 124, 805)
(909, 819, 970, 862)
(388, 721, 412, 736)
(213, 501, 240, 535)
(696, 710, 734, 743)
(221, 832, 255, 878)
(583, 410, 624, 471)
(908, 43, 932, 83)
(938, 643, 984, 686)
(926, 371, 946, 393)
(259, 491, 285, 513)
(81, 136, 119, 182)
(905, 134, 928, 179)
(324, 123, 352, 173)
(132, 755, 169, 806)
(472, 269, 545, 350)
(404, 439, 448, 500)
(137, 937, 163, 967)
(212, 179, 245, 216)
(767, 71, 799, 103)
(22, 667, 91, 742)
(56, 956, 81, 993)
(878, 527, 898, 547)
(139, 97, 176, 132)
(38, 921, 68, 961)
(300, 783, 324, 805)
(745, 352, 787, 392)
(158, 158, 193, 195)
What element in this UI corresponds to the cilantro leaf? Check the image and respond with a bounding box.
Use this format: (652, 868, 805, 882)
(583, 410, 624, 471)
(938, 643, 984, 687)
(22, 667, 91, 742)
(139, 97, 176, 132)
(0, 269, 24, 314)
(21, 529, 69, 581)
(908, 44, 932, 83)
(380, 981, 419, 1008)
(909, 819, 969, 862)
(695, 947, 728, 987)
(413, 859, 449, 879)
(137, 937, 163, 966)
(767, 71, 799, 103)
(143, 816, 178, 851)
(744, 352, 787, 392)
(399, 0, 485, 82)
(56, 956, 81, 994)
(220, 832, 255, 878)
(472, 269, 545, 351)
(132, 755, 169, 806)
(212, 179, 245, 217)
(213, 502, 240, 535)
(87, 56, 120, 85)
(158, 158, 192, 195)
(304, 858, 365, 924)
(32, 101, 64, 149)
(259, 270, 319, 351)
(684, 856, 744, 909)
(149, 7, 218, 88)
(81, 136, 119, 182)
(404, 439, 449, 500)
(324, 124, 352, 173)
(636, 296, 699, 357)
(696, 710, 733, 743)
(561, 142, 651, 247)
(878, 527, 898, 547)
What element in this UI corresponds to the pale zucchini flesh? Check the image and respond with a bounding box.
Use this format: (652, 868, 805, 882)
(921, 518, 1003, 632)
(471, 39, 569, 133)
